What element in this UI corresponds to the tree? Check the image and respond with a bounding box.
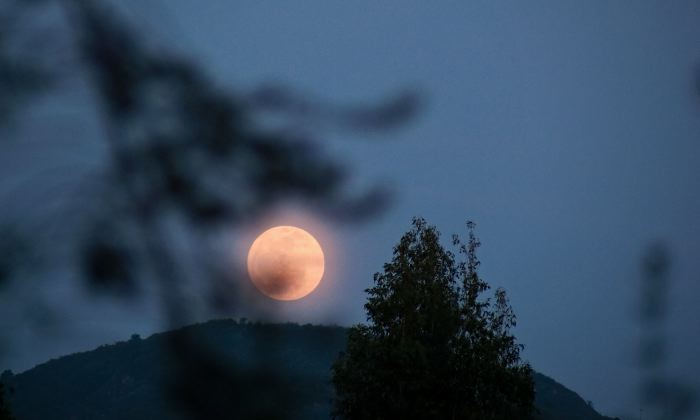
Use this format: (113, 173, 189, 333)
(332, 218, 534, 419)
(1, 1, 418, 418)
(0, 383, 14, 420)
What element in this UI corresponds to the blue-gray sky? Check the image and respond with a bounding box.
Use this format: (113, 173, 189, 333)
(1, 1, 699, 418)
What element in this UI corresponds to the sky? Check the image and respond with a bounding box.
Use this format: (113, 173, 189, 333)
(1, 1, 700, 418)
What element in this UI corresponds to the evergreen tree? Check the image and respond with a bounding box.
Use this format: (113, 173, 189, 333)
(332, 218, 534, 419)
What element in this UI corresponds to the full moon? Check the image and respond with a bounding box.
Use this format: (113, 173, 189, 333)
(246, 226, 325, 301)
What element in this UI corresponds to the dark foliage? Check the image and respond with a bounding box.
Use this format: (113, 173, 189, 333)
(637, 243, 697, 419)
(0, 382, 14, 420)
(332, 218, 534, 419)
(0, 0, 52, 127)
(0, 320, 616, 420)
(1, 1, 419, 418)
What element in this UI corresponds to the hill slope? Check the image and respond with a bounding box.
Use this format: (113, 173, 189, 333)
(1, 319, 617, 420)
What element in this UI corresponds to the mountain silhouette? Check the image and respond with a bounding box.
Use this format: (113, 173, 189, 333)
(1, 319, 617, 420)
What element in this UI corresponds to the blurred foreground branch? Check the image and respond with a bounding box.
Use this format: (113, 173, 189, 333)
(1, 0, 420, 418)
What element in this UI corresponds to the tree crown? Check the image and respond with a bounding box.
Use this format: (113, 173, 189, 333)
(333, 218, 534, 420)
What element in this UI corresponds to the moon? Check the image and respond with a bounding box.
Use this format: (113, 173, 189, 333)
(246, 226, 325, 301)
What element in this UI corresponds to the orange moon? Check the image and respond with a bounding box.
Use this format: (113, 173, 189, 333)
(246, 226, 325, 301)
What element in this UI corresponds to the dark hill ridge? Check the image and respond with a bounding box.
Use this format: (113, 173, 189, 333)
(1, 319, 617, 420)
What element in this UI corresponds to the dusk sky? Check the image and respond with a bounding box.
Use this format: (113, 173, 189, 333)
(1, 2, 699, 419)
